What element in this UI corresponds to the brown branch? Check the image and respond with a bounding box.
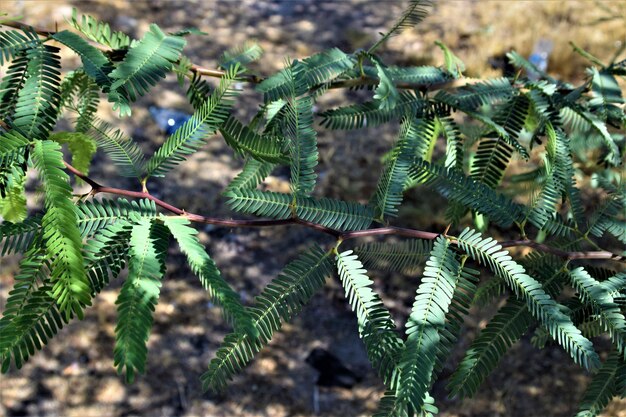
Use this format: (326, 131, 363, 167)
(500, 239, 624, 262)
(60, 161, 624, 263)
(0, 20, 55, 36)
(64, 161, 293, 228)
(340, 227, 439, 241)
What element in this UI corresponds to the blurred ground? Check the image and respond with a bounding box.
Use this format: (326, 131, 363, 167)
(1, 1, 625, 416)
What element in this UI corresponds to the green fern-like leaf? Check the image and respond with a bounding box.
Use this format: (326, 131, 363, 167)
(576, 351, 623, 417)
(0, 272, 65, 372)
(521, 253, 568, 298)
(295, 195, 374, 231)
(560, 104, 593, 134)
(300, 48, 356, 89)
(435, 41, 465, 79)
(408, 160, 525, 228)
(599, 272, 626, 296)
(225, 189, 374, 231)
(257, 49, 354, 102)
(470, 137, 514, 190)
(32, 140, 91, 318)
(202, 245, 333, 392)
(67, 8, 131, 50)
(0, 130, 30, 158)
(257, 61, 304, 103)
(369, 0, 433, 53)
(472, 276, 508, 307)
(372, 56, 400, 111)
(564, 106, 620, 166)
(163, 216, 256, 337)
(388, 0, 432, 34)
(186, 71, 212, 109)
(450, 259, 565, 397)
(540, 216, 580, 238)
(371, 117, 420, 219)
(492, 94, 531, 157)
(0, 244, 47, 325)
(618, 357, 626, 397)
(224, 189, 293, 219)
(374, 391, 409, 417)
(86, 115, 145, 178)
(525, 169, 562, 231)
(218, 41, 263, 71)
(588, 68, 624, 122)
(0, 221, 131, 372)
(320, 90, 426, 130)
(1, 198, 155, 257)
(456, 227, 600, 371)
(220, 116, 287, 164)
(507, 51, 559, 84)
(107, 24, 186, 116)
(225, 158, 276, 193)
(262, 98, 288, 132)
(51, 30, 113, 90)
(413, 116, 440, 162)
(448, 298, 533, 398)
(439, 116, 467, 226)
(60, 71, 100, 134)
(283, 69, 318, 195)
(0, 169, 26, 222)
(0, 149, 29, 212)
(145, 65, 240, 177)
(549, 124, 586, 228)
(0, 216, 41, 255)
(76, 198, 157, 237)
(354, 239, 433, 273)
(438, 116, 463, 169)
(0, 28, 39, 65)
(386, 65, 453, 86)
(434, 78, 514, 110)
(49, 132, 97, 176)
(12, 43, 61, 139)
(336, 250, 403, 386)
(374, 391, 438, 417)
(395, 236, 460, 414)
(113, 220, 169, 383)
(173, 54, 192, 87)
(0, 50, 29, 120)
(588, 193, 624, 241)
(569, 267, 626, 357)
(433, 262, 480, 377)
(604, 220, 626, 245)
(82, 221, 132, 293)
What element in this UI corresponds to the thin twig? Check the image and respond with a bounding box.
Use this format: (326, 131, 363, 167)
(500, 239, 624, 262)
(62, 161, 624, 262)
(0, 20, 55, 36)
(64, 161, 294, 228)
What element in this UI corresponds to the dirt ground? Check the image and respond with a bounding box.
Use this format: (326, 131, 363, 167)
(1, 1, 625, 416)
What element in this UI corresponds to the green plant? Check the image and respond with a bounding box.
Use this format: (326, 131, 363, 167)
(0, 2, 625, 416)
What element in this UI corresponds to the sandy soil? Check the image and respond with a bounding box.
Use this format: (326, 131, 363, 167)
(1, 1, 625, 416)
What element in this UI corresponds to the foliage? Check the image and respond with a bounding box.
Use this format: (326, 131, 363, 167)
(0, 3, 625, 417)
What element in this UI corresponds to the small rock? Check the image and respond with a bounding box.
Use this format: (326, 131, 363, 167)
(265, 27, 283, 43)
(294, 20, 315, 33)
(115, 15, 138, 32)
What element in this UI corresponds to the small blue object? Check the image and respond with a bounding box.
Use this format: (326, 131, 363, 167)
(149, 106, 191, 135)
(527, 39, 553, 81)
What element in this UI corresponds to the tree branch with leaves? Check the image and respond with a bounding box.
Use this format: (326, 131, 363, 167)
(0, 3, 625, 417)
